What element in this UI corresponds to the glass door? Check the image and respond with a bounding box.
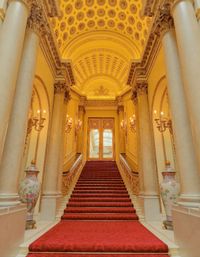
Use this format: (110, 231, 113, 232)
(88, 118, 114, 160)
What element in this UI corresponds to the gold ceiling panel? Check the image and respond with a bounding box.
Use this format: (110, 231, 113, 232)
(51, 0, 151, 98)
(52, 0, 150, 55)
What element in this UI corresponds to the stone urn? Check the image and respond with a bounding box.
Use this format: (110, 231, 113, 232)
(19, 160, 41, 229)
(160, 161, 180, 230)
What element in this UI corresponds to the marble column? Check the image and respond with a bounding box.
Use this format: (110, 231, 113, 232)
(136, 82, 160, 221)
(40, 82, 66, 220)
(76, 105, 85, 154)
(132, 91, 144, 195)
(0, 5, 43, 206)
(160, 17, 200, 207)
(57, 91, 71, 195)
(117, 104, 125, 153)
(0, 0, 31, 162)
(171, 0, 200, 170)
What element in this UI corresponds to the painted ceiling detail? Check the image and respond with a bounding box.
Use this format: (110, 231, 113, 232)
(51, 0, 151, 99)
(94, 85, 110, 96)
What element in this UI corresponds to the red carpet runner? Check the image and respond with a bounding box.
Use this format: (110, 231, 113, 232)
(27, 161, 170, 257)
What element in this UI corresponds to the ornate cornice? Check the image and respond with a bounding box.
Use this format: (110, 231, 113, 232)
(42, 0, 60, 17)
(136, 81, 148, 96)
(142, 0, 160, 17)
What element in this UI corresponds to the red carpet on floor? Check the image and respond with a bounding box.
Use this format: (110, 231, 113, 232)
(27, 254, 170, 257)
(26, 161, 169, 257)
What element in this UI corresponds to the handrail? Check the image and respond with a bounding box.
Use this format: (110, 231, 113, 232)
(120, 153, 139, 175)
(119, 153, 139, 195)
(62, 153, 83, 195)
(63, 153, 82, 176)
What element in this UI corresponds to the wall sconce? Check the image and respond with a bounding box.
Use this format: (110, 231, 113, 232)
(27, 109, 46, 135)
(65, 114, 73, 133)
(120, 119, 127, 131)
(129, 114, 136, 133)
(75, 119, 82, 133)
(154, 110, 173, 134)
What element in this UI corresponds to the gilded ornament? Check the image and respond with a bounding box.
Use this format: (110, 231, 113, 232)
(68, 16, 75, 25)
(108, 9, 116, 18)
(86, 0, 94, 7)
(97, 9, 105, 17)
(77, 12, 84, 20)
(120, 0, 128, 9)
(108, 20, 115, 27)
(118, 12, 126, 20)
(97, 0, 106, 6)
(118, 22, 125, 30)
(87, 20, 95, 27)
(87, 9, 95, 18)
(128, 16, 135, 25)
(65, 4, 73, 14)
(70, 26, 76, 35)
(130, 4, 137, 14)
(108, 0, 117, 6)
(126, 26, 133, 34)
(78, 22, 85, 30)
(98, 19, 105, 27)
(60, 21, 66, 31)
(75, 0, 83, 9)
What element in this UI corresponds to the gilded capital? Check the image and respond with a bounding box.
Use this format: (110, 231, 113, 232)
(54, 81, 66, 94)
(155, 4, 174, 36)
(136, 81, 148, 96)
(27, 4, 47, 36)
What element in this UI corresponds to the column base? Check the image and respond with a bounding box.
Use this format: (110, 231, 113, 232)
(172, 205, 200, 257)
(0, 193, 21, 206)
(140, 194, 161, 221)
(177, 194, 200, 208)
(0, 204, 26, 257)
(40, 193, 62, 221)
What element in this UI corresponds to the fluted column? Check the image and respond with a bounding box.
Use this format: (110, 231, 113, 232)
(40, 81, 66, 220)
(171, 0, 200, 169)
(0, 4, 44, 206)
(159, 13, 200, 207)
(137, 82, 160, 221)
(0, 0, 32, 162)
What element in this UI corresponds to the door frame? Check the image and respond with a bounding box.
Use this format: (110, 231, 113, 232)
(87, 117, 115, 161)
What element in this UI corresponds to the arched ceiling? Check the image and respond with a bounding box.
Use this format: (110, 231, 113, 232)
(51, 0, 151, 99)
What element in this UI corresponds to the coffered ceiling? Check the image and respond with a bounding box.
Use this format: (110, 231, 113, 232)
(51, 0, 151, 99)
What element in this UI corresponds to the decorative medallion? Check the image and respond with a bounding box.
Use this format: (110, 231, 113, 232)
(86, 0, 94, 7)
(108, 0, 117, 6)
(94, 85, 110, 96)
(65, 4, 73, 14)
(87, 9, 95, 18)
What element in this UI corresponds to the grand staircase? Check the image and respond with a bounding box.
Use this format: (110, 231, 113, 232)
(26, 161, 170, 257)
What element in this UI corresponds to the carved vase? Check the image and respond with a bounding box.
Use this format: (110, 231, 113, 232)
(160, 161, 180, 230)
(19, 160, 40, 229)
